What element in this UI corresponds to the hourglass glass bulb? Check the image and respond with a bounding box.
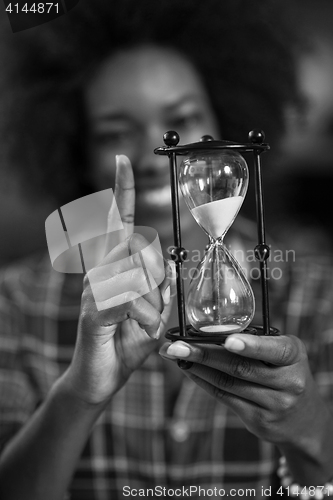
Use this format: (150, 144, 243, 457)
(186, 242, 255, 333)
(179, 150, 248, 240)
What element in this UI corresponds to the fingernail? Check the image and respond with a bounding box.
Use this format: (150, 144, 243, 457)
(225, 337, 245, 352)
(167, 342, 191, 358)
(162, 286, 170, 305)
(139, 324, 160, 340)
(154, 325, 161, 340)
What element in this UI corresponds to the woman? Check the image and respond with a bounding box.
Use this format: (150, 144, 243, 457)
(1, 1, 333, 499)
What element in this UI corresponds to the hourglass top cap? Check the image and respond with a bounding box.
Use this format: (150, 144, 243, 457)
(154, 130, 270, 155)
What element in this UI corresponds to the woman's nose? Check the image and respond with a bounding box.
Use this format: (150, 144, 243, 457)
(135, 126, 169, 175)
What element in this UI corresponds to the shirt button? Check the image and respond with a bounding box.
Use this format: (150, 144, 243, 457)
(170, 421, 190, 442)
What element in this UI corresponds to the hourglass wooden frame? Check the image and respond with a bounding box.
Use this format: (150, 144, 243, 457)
(154, 129, 279, 344)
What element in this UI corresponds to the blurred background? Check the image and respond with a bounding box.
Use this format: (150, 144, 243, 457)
(0, 0, 333, 266)
(267, 0, 333, 256)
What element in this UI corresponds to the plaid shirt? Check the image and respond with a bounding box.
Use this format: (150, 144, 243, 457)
(0, 247, 333, 500)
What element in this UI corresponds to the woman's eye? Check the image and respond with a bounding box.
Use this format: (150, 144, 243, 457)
(169, 113, 203, 130)
(92, 130, 133, 146)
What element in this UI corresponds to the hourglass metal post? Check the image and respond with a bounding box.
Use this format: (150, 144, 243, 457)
(168, 146, 187, 337)
(249, 130, 271, 336)
(154, 130, 279, 344)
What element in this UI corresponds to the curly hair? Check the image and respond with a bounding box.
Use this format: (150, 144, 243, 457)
(0, 0, 301, 205)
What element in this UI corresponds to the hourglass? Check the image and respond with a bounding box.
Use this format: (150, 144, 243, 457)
(154, 130, 279, 345)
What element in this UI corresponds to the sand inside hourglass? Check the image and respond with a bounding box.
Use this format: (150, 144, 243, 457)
(200, 324, 241, 333)
(191, 196, 244, 240)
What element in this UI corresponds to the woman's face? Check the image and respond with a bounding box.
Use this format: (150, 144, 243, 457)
(85, 45, 218, 240)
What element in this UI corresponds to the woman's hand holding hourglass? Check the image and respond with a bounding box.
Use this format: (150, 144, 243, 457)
(159, 334, 333, 485)
(64, 155, 175, 407)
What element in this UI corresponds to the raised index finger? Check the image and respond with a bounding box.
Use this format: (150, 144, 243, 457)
(105, 155, 135, 255)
